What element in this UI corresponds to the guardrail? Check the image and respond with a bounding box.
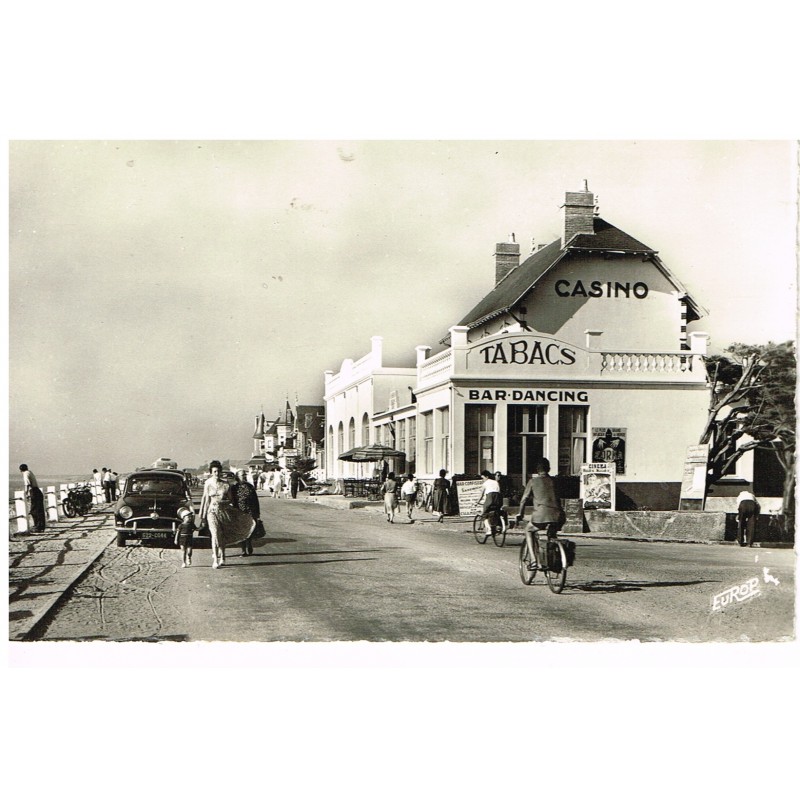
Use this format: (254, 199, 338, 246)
(8, 481, 107, 534)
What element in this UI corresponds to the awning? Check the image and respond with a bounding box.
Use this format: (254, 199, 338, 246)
(338, 444, 406, 462)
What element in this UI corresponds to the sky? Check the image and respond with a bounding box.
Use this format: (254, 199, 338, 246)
(7, 139, 798, 475)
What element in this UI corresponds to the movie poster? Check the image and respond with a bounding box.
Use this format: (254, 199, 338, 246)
(580, 463, 616, 510)
(591, 427, 626, 475)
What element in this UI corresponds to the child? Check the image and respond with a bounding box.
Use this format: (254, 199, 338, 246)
(175, 512, 195, 567)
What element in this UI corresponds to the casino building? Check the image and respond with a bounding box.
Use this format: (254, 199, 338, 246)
(324, 184, 710, 509)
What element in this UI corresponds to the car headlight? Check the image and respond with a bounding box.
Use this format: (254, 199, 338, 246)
(118, 505, 133, 519)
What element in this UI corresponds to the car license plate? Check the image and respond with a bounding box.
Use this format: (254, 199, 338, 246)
(140, 530, 171, 539)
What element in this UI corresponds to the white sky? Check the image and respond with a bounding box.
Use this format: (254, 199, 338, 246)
(7, 139, 797, 474)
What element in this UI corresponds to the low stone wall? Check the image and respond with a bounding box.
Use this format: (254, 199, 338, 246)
(583, 510, 727, 543)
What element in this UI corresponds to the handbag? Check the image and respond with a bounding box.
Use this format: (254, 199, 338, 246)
(251, 519, 266, 540)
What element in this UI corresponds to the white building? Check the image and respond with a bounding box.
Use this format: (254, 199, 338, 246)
(324, 185, 711, 509)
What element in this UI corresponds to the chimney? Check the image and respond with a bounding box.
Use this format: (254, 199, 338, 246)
(495, 236, 520, 284)
(562, 180, 595, 246)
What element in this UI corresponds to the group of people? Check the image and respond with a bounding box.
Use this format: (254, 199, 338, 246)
(379, 469, 453, 524)
(179, 461, 262, 569)
(90, 468, 118, 502)
(249, 467, 307, 499)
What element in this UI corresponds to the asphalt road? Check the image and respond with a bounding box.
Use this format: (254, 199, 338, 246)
(37, 497, 795, 642)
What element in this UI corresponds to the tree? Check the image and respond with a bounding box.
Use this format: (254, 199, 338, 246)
(701, 341, 796, 531)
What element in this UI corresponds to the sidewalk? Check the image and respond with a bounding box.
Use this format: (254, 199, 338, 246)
(8, 506, 117, 641)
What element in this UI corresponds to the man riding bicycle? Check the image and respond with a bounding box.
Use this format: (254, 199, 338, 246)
(515, 458, 564, 570)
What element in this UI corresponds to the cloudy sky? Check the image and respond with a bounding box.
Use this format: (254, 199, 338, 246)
(7, 139, 797, 474)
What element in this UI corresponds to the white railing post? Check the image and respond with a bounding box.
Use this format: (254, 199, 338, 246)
(14, 491, 29, 533)
(47, 485, 59, 522)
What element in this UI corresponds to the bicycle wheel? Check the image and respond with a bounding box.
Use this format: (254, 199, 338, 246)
(492, 515, 507, 547)
(62, 497, 76, 518)
(519, 539, 537, 584)
(473, 514, 489, 544)
(545, 539, 568, 594)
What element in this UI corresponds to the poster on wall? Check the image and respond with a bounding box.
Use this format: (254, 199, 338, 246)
(591, 428, 626, 474)
(679, 444, 709, 511)
(455, 479, 484, 516)
(580, 463, 616, 511)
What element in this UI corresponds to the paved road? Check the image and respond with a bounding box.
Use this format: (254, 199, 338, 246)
(35, 497, 795, 642)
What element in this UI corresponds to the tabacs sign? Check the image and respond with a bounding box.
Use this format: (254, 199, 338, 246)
(475, 337, 576, 366)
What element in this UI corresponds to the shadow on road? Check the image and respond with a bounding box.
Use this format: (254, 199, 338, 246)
(226, 557, 380, 567)
(567, 579, 715, 593)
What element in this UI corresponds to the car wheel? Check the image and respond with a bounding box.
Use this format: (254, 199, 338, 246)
(116, 531, 126, 547)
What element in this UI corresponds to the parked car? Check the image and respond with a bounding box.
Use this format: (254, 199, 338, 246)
(114, 468, 195, 547)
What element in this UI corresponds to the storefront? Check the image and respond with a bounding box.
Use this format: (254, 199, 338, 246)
(325, 186, 710, 509)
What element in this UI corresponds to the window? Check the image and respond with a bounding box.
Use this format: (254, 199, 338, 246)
(558, 406, 588, 476)
(348, 418, 355, 450)
(361, 413, 370, 447)
(407, 416, 417, 471)
(507, 405, 546, 485)
(337, 422, 344, 456)
(465, 405, 495, 475)
(439, 407, 450, 471)
(422, 411, 434, 474)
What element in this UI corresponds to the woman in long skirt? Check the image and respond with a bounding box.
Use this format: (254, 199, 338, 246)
(380, 471, 399, 523)
(200, 460, 255, 569)
(430, 469, 451, 522)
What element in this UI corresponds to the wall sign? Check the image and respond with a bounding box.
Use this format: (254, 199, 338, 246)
(476, 338, 577, 366)
(554, 280, 649, 298)
(580, 463, 616, 511)
(591, 428, 626, 475)
(467, 389, 589, 402)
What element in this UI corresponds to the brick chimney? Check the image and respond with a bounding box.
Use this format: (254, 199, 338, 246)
(495, 236, 520, 284)
(563, 181, 596, 246)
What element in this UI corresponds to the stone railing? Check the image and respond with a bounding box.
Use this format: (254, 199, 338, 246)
(418, 350, 454, 387)
(600, 351, 695, 374)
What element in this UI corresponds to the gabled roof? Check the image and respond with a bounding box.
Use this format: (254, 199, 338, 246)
(446, 217, 703, 341)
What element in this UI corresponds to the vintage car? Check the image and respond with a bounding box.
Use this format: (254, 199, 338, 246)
(114, 468, 195, 547)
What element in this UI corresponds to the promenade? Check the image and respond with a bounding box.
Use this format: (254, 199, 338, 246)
(9, 506, 117, 641)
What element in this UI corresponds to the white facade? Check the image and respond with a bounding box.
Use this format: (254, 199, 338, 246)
(323, 187, 712, 509)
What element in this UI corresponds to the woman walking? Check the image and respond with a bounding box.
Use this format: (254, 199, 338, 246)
(231, 468, 261, 556)
(199, 460, 255, 569)
(380, 471, 399, 523)
(19, 464, 46, 532)
(430, 468, 451, 522)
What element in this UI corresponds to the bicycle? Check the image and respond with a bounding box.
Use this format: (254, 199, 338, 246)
(472, 507, 509, 547)
(518, 527, 571, 593)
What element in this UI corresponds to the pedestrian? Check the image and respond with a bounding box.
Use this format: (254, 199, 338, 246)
(401, 474, 418, 519)
(110, 470, 118, 501)
(380, 471, 399, 523)
(174, 510, 195, 567)
(231, 468, 262, 556)
(273, 469, 284, 499)
(736, 489, 760, 547)
(430, 469, 451, 522)
(199, 460, 256, 569)
(102, 467, 112, 502)
(495, 470, 512, 506)
(515, 459, 564, 569)
(478, 469, 503, 538)
(19, 464, 46, 532)
(289, 468, 306, 499)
